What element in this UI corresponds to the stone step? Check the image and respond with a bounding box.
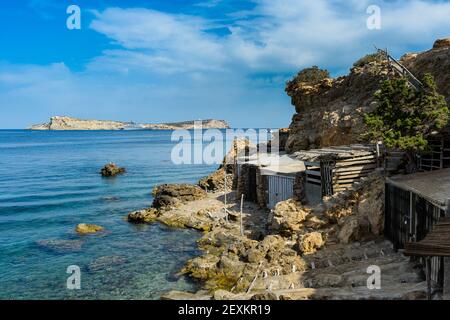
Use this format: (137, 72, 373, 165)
(272, 282, 427, 300)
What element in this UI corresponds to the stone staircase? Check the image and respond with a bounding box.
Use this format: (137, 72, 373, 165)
(244, 239, 428, 300)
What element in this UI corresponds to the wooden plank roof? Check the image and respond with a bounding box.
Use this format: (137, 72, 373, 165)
(405, 218, 450, 257)
(291, 144, 377, 162)
(388, 169, 450, 208)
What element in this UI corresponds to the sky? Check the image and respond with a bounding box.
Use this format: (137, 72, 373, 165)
(1, 0, 450, 129)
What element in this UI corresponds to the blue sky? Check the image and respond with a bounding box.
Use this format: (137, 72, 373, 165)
(1, 0, 450, 129)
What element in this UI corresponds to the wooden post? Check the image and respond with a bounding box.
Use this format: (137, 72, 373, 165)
(224, 172, 228, 222)
(444, 200, 450, 300)
(426, 257, 432, 300)
(240, 194, 244, 236)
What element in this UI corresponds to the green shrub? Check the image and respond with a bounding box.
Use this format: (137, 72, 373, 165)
(353, 52, 384, 68)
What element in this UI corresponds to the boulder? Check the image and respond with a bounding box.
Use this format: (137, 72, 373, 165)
(298, 232, 324, 255)
(269, 199, 310, 235)
(100, 163, 125, 177)
(36, 239, 83, 253)
(127, 208, 159, 223)
(338, 218, 361, 244)
(75, 223, 104, 234)
(152, 184, 206, 209)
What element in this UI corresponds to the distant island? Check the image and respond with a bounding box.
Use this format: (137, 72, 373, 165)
(28, 116, 230, 130)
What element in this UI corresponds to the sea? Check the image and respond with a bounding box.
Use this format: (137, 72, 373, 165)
(0, 129, 250, 299)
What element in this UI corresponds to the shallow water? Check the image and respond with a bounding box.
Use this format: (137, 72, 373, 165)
(0, 130, 223, 299)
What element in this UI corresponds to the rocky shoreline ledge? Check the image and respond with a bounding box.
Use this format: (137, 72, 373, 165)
(126, 143, 428, 300)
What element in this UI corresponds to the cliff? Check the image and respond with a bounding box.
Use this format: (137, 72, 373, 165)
(285, 38, 450, 153)
(28, 116, 230, 130)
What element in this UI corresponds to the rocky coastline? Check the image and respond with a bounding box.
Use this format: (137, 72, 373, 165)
(126, 39, 450, 300)
(126, 144, 427, 300)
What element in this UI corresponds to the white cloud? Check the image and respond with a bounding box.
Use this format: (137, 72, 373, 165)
(88, 1, 450, 75)
(89, 8, 227, 74)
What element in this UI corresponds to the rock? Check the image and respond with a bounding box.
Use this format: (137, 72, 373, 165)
(311, 274, 343, 287)
(223, 139, 257, 165)
(36, 239, 83, 253)
(251, 291, 279, 300)
(88, 255, 127, 272)
(152, 184, 206, 209)
(298, 232, 324, 255)
(338, 218, 361, 244)
(75, 223, 104, 234)
(100, 163, 125, 177)
(304, 215, 328, 229)
(127, 208, 159, 223)
(213, 290, 247, 300)
(246, 248, 266, 263)
(198, 167, 233, 192)
(161, 290, 212, 300)
(182, 254, 221, 280)
(433, 38, 450, 49)
(218, 255, 246, 274)
(268, 199, 310, 235)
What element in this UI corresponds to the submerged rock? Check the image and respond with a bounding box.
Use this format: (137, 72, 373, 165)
(75, 223, 104, 235)
(88, 255, 127, 272)
(100, 163, 125, 177)
(36, 239, 83, 253)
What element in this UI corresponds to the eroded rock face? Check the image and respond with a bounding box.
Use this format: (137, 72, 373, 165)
(152, 184, 206, 209)
(100, 163, 125, 177)
(433, 38, 450, 49)
(75, 223, 104, 235)
(316, 172, 384, 244)
(285, 40, 450, 152)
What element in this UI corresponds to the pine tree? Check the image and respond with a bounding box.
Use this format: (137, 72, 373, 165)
(363, 74, 449, 171)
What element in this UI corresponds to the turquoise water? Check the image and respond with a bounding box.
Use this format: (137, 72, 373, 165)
(0, 130, 221, 299)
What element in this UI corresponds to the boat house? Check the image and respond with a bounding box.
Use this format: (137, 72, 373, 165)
(385, 169, 450, 298)
(291, 144, 380, 199)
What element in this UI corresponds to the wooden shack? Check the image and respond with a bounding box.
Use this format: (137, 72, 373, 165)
(259, 156, 305, 209)
(236, 153, 305, 209)
(291, 145, 380, 197)
(385, 169, 450, 297)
